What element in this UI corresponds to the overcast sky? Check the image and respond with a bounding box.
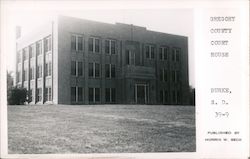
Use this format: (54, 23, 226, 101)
(2, 1, 194, 87)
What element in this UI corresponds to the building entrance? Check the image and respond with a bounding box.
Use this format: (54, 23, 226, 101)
(135, 84, 148, 104)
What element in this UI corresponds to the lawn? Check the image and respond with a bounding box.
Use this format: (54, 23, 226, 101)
(8, 105, 195, 154)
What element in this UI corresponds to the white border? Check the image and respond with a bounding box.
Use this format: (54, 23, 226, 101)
(1, 0, 249, 159)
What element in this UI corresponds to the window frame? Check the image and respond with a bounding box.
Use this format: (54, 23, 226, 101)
(89, 62, 100, 78)
(89, 37, 100, 53)
(145, 45, 155, 59)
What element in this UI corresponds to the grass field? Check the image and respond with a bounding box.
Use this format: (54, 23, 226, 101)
(8, 105, 195, 154)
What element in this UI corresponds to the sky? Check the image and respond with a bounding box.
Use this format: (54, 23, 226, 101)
(1, 1, 194, 87)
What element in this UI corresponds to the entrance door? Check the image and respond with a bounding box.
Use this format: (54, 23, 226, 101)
(135, 84, 148, 104)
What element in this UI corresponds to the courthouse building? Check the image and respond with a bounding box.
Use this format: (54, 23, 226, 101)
(15, 16, 190, 105)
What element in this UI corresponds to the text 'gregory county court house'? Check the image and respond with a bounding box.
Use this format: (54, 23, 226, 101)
(15, 16, 190, 105)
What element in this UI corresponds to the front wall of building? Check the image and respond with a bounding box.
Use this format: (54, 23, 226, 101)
(56, 16, 190, 105)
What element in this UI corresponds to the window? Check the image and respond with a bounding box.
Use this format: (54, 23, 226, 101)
(71, 61, 76, 76)
(172, 48, 181, 62)
(89, 88, 100, 103)
(45, 87, 52, 102)
(89, 87, 94, 102)
(105, 88, 116, 103)
(72, 61, 83, 76)
(17, 71, 21, 83)
(23, 69, 28, 81)
(36, 41, 42, 55)
(126, 50, 130, 65)
(37, 65, 43, 78)
(78, 87, 83, 102)
(71, 35, 84, 51)
(105, 39, 116, 54)
(145, 45, 155, 59)
(89, 62, 100, 78)
(160, 90, 168, 104)
(37, 88, 42, 102)
(160, 90, 163, 103)
(89, 37, 100, 53)
(29, 45, 34, 58)
(30, 89, 33, 102)
(71, 87, 76, 102)
(111, 65, 115, 78)
(71, 35, 76, 50)
(78, 36, 83, 51)
(172, 70, 180, 82)
(125, 50, 135, 65)
(89, 63, 93, 77)
(164, 90, 168, 103)
(105, 64, 115, 78)
(44, 36, 51, 53)
(172, 90, 180, 104)
(95, 63, 100, 77)
(160, 69, 168, 82)
(78, 62, 83, 76)
(159, 47, 168, 60)
(95, 88, 100, 102)
(71, 87, 83, 102)
(29, 67, 35, 80)
(45, 61, 52, 76)
(23, 48, 28, 61)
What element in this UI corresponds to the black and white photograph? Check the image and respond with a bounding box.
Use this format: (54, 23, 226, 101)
(4, 2, 196, 154)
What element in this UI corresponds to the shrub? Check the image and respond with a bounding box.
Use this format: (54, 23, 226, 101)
(8, 87, 28, 105)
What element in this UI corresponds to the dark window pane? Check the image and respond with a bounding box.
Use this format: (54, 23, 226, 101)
(95, 39, 100, 52)
(89, 38, 93, 52)
(105, 64, 110, 78)
(48, 61, 52, 76)
(164, 69, 168, 82)
(159, 48, 163, 60)
(89, 63, 93, 77)
(89, 88, 93, 102)
(71, 35, 76, 50)
(95, 88, 100, 102)
(78, 87, 83, 102)
(172, 91, 176, 103)
(164, 48, 168, 60)
(105, 88, 110, 102)
(159, 69, 163, 81)
(172, 50, 175, 61)
(111, 64, 115, 78)
(71, 87, 76, 102)
(44, 39, 48, 52)
(45, 63, 48, 76)
(146, 46, 150, 58)
(78, 62, 83, 76)
(36, 42, 41, 55)
(164, 90, 168, 103)
(95, 63, 100, 77)
(176, 50, 180, 61)
(172, 71, 175, 82)
(126, 50, 130, 65)
(111, 41, 115, 54)
(177, 91, 180, 104)
(71, 61, 76, 75)
(151, 46, 155, 59)
(78, 37, 83, 51)
(111, 88, 116, 102)
(160, 90, 163, 103)
(105, 40, 109, 54)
